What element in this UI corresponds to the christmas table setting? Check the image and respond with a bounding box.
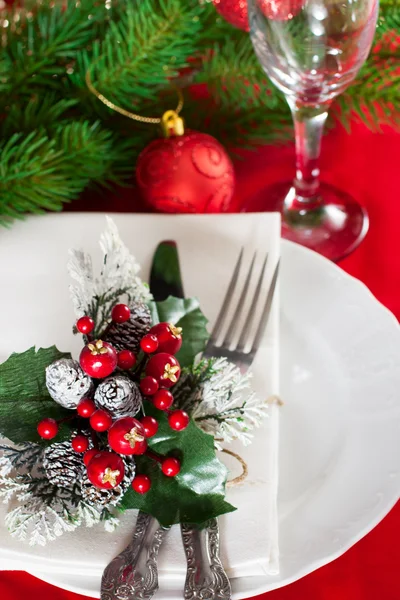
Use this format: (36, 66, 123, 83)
(0, 1, 400, 600)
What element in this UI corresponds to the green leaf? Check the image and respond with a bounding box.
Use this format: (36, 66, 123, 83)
(0, 346, 72, 444)
(121, 402, 235, 526)
(148, 297, 209, 368)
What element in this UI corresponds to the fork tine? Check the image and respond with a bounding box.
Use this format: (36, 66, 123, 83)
(209, 248, 243, 344)
(223, 252, 256, 347)
(236, 253, 268, 352)
(250, 260, 280, 354)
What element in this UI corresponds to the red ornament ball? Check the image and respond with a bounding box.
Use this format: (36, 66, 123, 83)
(162, 457, 181, 477)
(140, 376, 159, 396)
(149, 322, 182, 355)
(140, 334, 159, 354)
(79, 340, 118, 379)
(77, 397, 96, 418)
(168, 410, 190, 432)
(117, 349, 137, 370)
(132, 474, 152, 494)
(71, 434, 89, 453)
(141, 416, 159, 438)
(146, 353, 181, 389)
(136, 131, 235, 214)
(37, 418, 58, 440)
(213, 0, 303, 30)
(108, 417, 148, 456)
(76, 316, 95, 335)
(83, 448, 99, 466)
(111, 304, 131, 324)
(90, 409, 113, 432)
(152, 389, 174, 411)
(212, 0, 249, 31)
(258, 0, 304, 20)
(86, 451, 125, 489)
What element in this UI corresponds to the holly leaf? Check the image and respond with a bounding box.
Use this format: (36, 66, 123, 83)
(148, 297, 209, 368)
(0, 346, 72, 444)
(120, 402, 236, 526)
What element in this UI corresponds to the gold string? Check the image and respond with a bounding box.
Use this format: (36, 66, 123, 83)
(221, 397, 283, 487)
(222, 449, 249, 487)
(85, 67, 184, 125)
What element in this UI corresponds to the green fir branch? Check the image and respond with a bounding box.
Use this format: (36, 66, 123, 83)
(0, 0, 399, 224)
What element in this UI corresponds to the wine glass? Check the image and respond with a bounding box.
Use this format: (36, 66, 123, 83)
(246, 0, 379, 261)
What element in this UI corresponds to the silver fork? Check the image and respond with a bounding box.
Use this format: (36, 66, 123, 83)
(181, 250, 280, 600)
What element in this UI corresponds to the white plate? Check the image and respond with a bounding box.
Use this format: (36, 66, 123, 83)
(2, 214, 400, 599)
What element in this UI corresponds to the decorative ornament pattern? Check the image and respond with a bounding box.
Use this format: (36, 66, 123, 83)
(136, 132, 235, 214)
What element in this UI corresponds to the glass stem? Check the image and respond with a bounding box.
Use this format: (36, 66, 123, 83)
(287, 100, 331, 209)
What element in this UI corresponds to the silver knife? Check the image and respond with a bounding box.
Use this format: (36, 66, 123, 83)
(150, 241, 231, 600)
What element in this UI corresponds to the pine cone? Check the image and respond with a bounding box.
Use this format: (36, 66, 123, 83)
(104, 301, 152, 354)
(80, 458, 135, 508)
(94, 376, 142, 418)
(46, 358, 93, 409)
(43, 442, 85, 487)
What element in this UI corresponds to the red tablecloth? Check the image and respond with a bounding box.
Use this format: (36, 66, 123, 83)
(1, 121, 399, 600)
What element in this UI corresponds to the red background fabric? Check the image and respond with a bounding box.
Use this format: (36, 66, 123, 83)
(1, 121, 399, 599)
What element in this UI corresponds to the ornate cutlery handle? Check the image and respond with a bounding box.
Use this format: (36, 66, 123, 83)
(101, 512, 170, 600)
(181, 518, 231, 600)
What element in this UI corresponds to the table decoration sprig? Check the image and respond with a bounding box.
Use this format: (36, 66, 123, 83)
(0, 218, 269, 546)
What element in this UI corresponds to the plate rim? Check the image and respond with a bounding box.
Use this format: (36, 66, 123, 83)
(1, 217, 400, 598)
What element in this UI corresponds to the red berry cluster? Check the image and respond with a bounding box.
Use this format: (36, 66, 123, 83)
(37, 305, 189, 494)
(138, 323, 189, 434)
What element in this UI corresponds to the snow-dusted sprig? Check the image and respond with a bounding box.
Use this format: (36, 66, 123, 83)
(67, 217, 152, 332)
(0, 444, 120, 545)
(0, 443, 44, 475)
(177, 358, 269, 450)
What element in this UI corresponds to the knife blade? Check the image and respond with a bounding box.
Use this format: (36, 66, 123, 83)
(149, 241, 185, 301)
(149, 240, 231, 600)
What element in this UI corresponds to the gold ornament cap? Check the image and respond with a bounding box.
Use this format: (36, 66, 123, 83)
(161, 110, 185, 138)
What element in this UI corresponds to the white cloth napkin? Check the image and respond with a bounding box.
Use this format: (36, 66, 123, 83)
(0, 213, 280, 587)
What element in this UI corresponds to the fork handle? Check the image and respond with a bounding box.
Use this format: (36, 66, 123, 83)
(101, 512, 170, 600)
(181, 518, 232, 600)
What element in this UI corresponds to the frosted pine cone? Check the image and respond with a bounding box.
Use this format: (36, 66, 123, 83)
(94, 376, 142, 418)
(104, 301, 152, 354)
(46, 358, 93, 409)
(43, 442, 85, 487)
(80, 458, 135, 508)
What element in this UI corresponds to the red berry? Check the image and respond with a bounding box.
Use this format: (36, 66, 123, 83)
(140, 334, 159, 354)
(132, 474, 151, 494)
(141, 416, 159, 438)
(71, 434, 89, 453)
(152, 389, 174, 411)
(145, 353, 181, 389)
(108, 417, 147, 456)
(79, 340, 118, 378)
(90, 409, 113, 432)
(111, 304, 131, 324)
(86, 451, 124, 489)
(149, 323, 182, 355)
(83, 448, 99, 466)
(140, 376, 159, 396)
(117, 349, 137, 370)
(77, 397, 96, 418)
(76, 316, 95, 335)
(162, 457, 181, 477)
(37, 418, 58, 440)
(168, 410, 189, 431)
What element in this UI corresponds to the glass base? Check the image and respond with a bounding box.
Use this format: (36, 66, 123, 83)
(243, 181, 369, 262)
